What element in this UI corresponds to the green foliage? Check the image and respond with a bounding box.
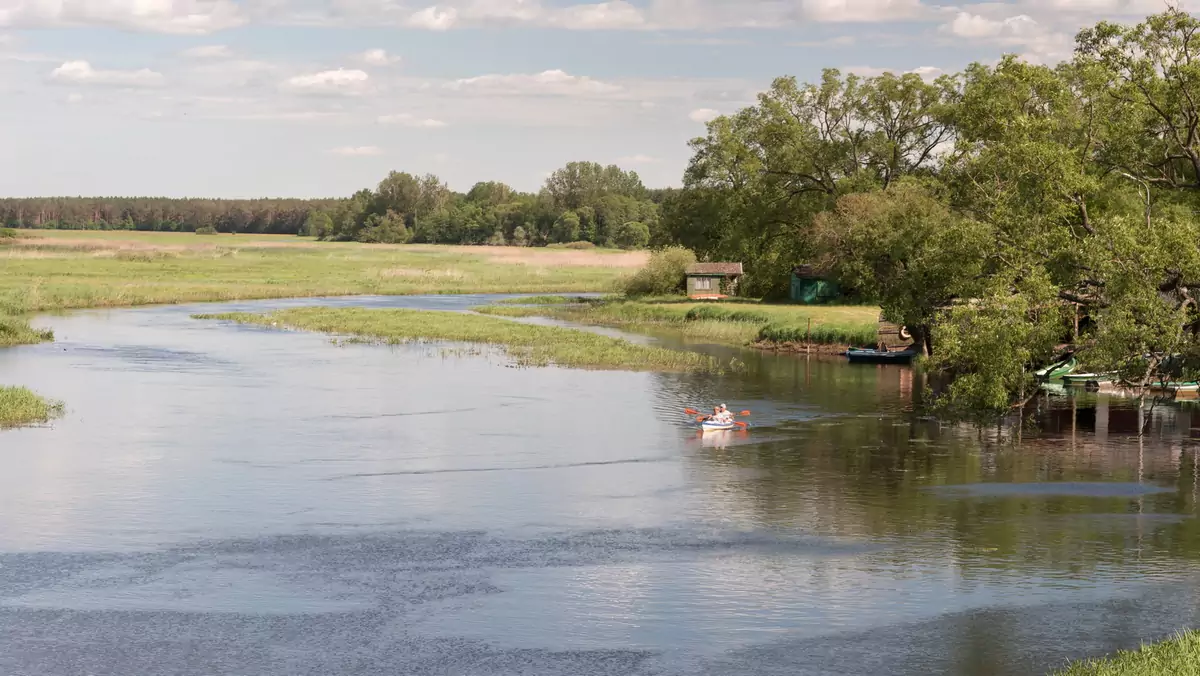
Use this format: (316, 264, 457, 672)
(652, 7, 1200, 419)
(0, 386, 63, 429)
(195, 226, 217, 235)
(196, 307, 720, 373)
(814, 181, 992, 350)
(622, 246, 696, 297)
(0, 228, 17, 239)
(1053, 631, 1200, 676)
(613, 221, 650, 250)
(302, 210, 333, 238)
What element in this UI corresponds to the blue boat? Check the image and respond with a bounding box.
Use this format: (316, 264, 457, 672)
(846, 348, 918, 365)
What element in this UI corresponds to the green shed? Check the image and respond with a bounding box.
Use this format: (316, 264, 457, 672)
(790, 265, 840, 304)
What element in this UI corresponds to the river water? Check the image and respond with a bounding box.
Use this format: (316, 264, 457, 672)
(2, 295, 1199, 675)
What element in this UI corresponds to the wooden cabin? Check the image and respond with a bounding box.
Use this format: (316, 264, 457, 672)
(686, 262, 743, 299)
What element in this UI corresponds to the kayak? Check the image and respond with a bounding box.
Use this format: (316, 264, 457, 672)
(701, 420, 739, 432)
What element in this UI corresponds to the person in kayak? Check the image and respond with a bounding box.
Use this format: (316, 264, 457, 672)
(714, 404, 734, 424)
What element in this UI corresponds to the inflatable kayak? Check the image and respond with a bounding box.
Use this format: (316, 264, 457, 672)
(701, 420, 739, 432)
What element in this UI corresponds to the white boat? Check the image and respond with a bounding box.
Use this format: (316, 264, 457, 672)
(701, 420, 739, 432)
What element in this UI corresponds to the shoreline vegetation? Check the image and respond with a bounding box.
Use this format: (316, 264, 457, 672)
(0, 386, 64, 429)
(193, 307, 724, 373)
(478, 297, 879, 352)
(1053, 631, 1200, 675)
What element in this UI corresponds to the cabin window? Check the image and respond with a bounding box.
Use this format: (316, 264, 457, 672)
(694, 278, 712, 290)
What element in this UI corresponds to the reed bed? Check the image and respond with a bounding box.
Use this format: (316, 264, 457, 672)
(195, 307, 721, 373)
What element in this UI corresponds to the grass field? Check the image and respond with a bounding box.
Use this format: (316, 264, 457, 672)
(1052, 631, 1200, 675)
(0, 230, 646, 316)
(0, 386, 63, 428)
(195, 307, 722, 372)
(477, 298, 879, 349)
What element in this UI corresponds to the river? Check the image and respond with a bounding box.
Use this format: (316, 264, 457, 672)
(1, 294, 1199, 675)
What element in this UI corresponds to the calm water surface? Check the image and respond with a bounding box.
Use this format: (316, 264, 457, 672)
(2, 294, 1199, 675)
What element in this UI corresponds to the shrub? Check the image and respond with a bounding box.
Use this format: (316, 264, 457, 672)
(613, 221, 650, 250)
(0, 228, 17, 239)
(564, 241, 596, 250)
(195, 226, 218, 235)
(621, 245, 696, 297)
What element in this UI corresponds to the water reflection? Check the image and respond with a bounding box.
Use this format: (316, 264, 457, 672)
(0, 296, 1198, 675)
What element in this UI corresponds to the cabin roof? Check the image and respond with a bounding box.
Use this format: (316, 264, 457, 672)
(686, 262, 743, 276)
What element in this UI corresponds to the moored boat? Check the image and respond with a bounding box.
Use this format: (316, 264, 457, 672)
(1061, 372, 1116, 390)
(846, 348, 918, 365)
(1035, 356, 1076, 381)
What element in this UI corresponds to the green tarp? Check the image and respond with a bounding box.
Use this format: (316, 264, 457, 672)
(790, 276, 840, 304)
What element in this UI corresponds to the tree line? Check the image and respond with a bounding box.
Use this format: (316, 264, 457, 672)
(661, 8, 1200, 418)
(1, 162, 669, 250)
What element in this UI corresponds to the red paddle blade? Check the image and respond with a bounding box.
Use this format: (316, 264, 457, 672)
(735, 421, 748, 428)
(684, 408, 700, 415)
(738, 411, 751, 416)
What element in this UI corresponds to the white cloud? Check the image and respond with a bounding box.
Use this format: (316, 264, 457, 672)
(799, 0, 923, 22)
(688, 107, 719, 123)
(407, 5, 458, 29)
(65, 92, 83, 104)
(330, 145, 383, 156)
(377, 113, 447, 127)
(218, 111, 337, 121)
(0, 0, 246, 34)
(358, 48, 400, 66)
(181, 44, 232, 58)
(50, 60, 164, 87)
(617, 154, 660, 164)
(943, 12, 1037, 40)
(282, 68, 371, 96)
(447, 69, 621, 96)
(557, 1, 645, 29)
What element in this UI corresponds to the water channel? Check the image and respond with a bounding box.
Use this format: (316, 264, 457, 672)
(2, 294, 1199, 675)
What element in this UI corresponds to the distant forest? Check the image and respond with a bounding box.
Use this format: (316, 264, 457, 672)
(0, 162, 673, 250)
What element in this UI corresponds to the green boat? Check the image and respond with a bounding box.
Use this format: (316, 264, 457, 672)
(1150, 381, 1200, 393)
(1061, 372, 1116, 390)
(1035, 356, 1076, 381)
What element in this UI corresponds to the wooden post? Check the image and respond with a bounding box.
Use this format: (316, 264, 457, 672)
(806, 318, 811, 355)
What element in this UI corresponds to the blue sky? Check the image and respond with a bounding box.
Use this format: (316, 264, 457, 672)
(0, 0, 1186, 197)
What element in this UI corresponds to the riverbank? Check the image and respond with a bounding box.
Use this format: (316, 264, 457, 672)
(0, 316, 53, 347)
(476, 297, 879, 352)
(1053, 631, 1200, 674)
(0, 386, 63, 428)
(0, 231, 644, 317)
(195, 307, 723, 373)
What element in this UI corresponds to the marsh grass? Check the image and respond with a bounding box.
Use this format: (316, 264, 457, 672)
(0, 386, 64, 428)
(496, 295, 599, 305)
(0, 315, 54, 347)
(194, 307, 720, 372)
(476, 299, 879, 348)
(0, 231, 643, 315)
(1053, 631, 1200, 675)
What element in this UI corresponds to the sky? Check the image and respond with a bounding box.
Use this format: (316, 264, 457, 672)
(0, 0, 1189, 198)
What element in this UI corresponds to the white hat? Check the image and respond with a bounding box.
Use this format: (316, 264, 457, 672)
(720, 403, 727, 409)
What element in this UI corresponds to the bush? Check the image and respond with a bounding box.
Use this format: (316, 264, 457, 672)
(0, 228, 17, 239)
(613, 221, 650, 250)
(564, 241, 595, 250)
(195, 226, 217, 235)
(621, 245, 696, 297)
